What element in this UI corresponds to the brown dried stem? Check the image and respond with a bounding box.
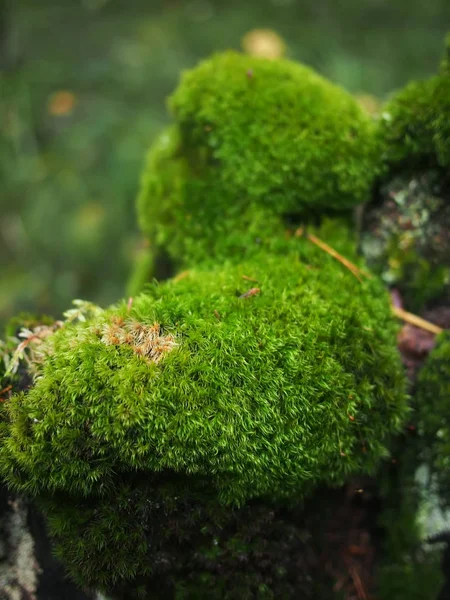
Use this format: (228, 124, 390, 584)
(295, 228, 372, 282)
(294, 228, 445, 336)
(392, 306, 444, 335)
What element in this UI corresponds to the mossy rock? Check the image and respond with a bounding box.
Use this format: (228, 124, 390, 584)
(378, 464, 444, 600)
(416, 333, 450, 505)
(377, 395, 446, 600)
(377, 327, 450, 600)
(361, 171, 450, 312)
(138, 51, 381, 270)
(0, 224, 407, 506)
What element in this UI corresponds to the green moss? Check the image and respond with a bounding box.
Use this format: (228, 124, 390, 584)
(416, 333, 450, 503)
(378, 542, 443, 600)
(138, 51, 381, 269)
(40, 477, 339, 599)
(380, 69, 450, 171)
(377, 428, 445, 600)
(377, 335, 450, 600)
(0, 223, 407, 506)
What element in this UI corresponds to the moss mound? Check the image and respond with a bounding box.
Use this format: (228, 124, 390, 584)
(0, 225, 407, 596)
(380, 63, 450, 172)
(138, 51, 380, 269)
(1, 226, 407, 506)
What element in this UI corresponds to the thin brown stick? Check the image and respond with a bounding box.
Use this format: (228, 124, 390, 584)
(392, 306, 444, 335)
(301, 230, 372, 281)
(127, 297, 133, 313)
(239, 287, 260, 299)
(173, 270, 190, 282)
(294, 228, 444, 336)
(348, 565, 368, 600)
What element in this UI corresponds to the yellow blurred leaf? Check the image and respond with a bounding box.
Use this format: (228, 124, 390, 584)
(241, 29, 286, 60)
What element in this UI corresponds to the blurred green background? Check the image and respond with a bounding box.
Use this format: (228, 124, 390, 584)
(1, 0, 449, 324)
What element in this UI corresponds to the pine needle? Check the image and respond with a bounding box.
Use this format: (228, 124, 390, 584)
(294, 229, 444, 336)
(392, 306, 444, 335)
(349, 565, 368, 600)
(296, 228, 372, 281)
(173, 270, 190, 282)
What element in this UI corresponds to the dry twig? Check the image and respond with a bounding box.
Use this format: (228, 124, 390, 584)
(239, 287, 261, 299)
(297, 229, 371, 281)
(295, 229, 445, 337)
(173, 270, 190, 282)
(392, 306, 443, 335)
(348, 565, 368, 600)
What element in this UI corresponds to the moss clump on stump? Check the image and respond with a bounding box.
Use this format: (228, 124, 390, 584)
(0, 225, 408, 595)
(0, 46, 420, 597)
(138, 51, 381, 270)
